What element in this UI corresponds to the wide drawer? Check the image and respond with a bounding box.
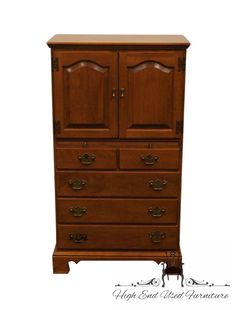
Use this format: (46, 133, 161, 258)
(57, 198, 179, 224)
(57, 224, 178, 250)
(56, 172, 180, 197)
(56, 148, 117, 170)
(119, 148, 179, 170)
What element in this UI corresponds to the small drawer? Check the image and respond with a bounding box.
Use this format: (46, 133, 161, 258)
(57, 198, 179, 224)
(56, 172, 180, 198)
(57, 224, 178, 250)
(119, 148, 179, 170)
(56, 148, 117, 170)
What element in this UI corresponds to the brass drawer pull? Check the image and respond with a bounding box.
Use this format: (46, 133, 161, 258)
(149, 231, 166, 243)
(149, 179, 167, 191)
(140, 154, 159, 166)
(148, 207, 166, 217)
(69, 233, 88, 243)
(69, 207, 87, 217)
(68, 179, 87, 190)
(77, 153, 96, 165)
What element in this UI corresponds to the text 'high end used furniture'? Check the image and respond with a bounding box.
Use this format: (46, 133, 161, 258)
(47, 34, 190, 281)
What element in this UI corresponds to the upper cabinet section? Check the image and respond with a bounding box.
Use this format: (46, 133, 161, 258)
(49, 35, 189, 139)
(52, 51, 118, 138)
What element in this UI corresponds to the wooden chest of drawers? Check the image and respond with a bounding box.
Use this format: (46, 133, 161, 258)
(47, 35, 190, 275)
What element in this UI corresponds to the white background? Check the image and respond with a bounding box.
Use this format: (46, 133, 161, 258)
(0, 0, 235, 309)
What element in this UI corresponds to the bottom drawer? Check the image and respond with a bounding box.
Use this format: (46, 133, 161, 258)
(57, 225, 178, 250)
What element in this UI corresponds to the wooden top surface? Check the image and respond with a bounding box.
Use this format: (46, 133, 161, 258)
(47, 34, 190, 48)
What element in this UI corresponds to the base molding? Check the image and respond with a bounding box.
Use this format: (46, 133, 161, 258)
(52, 247, 183, 275)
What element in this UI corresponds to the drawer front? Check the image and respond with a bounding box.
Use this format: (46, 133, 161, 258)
(57, 199, 179, 224)
(56, 172, 180, 197)
(119, 148, 179, 170)
(56, 148, 117, 170)
(57, 224, 178, 250)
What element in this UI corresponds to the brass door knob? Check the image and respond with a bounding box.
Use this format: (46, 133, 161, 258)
(112, 88, 116, 97)
(120, 88, 125, 97)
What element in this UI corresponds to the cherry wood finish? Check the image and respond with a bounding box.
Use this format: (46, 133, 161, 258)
(56, 141, 180, 148)
(56, 198, 179, 224)
(119, 51, 184, 138)
(56, 147, 117, 170)
(119, 148, 179, 170)
(56, 171, 180, 197)
(56, 146, 179, 170)
(53, 51, 117, 138)
(48, 34, 190, 274)
(53, 248, 183, 274)
(57, 224, 178, 250)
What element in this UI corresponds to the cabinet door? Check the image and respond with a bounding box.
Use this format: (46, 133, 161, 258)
(53, 51, 118, 138)
(119, 52, 185, 138)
